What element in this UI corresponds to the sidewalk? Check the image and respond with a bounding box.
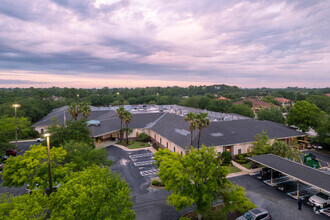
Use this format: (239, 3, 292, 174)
(95, 140, 157, 153)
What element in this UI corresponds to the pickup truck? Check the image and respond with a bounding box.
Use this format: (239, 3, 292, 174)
(308, 192, 330, 209)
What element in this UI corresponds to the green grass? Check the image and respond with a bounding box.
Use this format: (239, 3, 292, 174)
(240, 161, 253, 169)
(126, 141, 149, 149)
(228, 165, 241, 173)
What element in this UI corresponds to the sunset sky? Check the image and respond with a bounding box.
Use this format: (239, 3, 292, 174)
(0, 0, 329, 88)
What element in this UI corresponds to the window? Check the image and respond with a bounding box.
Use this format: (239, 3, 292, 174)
(174, 147, 176, 152)
(166, 142, 168, 148)
(41, 128, 44, 134)
(256, 214, 268, 220)
(238, 149, 241, 155)
(154, 134, 156, 140)
(160, 138, 162, 144)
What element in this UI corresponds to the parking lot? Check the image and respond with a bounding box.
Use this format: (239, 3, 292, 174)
(230, 174, 329, 219)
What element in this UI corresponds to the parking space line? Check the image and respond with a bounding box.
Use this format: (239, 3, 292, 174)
(134, 160, 155, 166)
(129, 153, 154, 159)
(140, 169, 159, 176)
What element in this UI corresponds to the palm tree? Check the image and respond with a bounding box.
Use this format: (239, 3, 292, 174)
(196, 113, 210, 149)
(184, 112, 197, 147)
(122, 111, 133, 145)
(79, 103, 91, 119)
(68, 103, 79, 121)
(116, 107, 125, 142)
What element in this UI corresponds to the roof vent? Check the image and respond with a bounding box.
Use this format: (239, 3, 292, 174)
(175, 129, 190, 136)
(210, 132, 224, 137)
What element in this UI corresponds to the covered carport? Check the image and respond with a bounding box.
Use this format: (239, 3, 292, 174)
(248, 154, 330, 197)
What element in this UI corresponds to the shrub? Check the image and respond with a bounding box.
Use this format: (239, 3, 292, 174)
(128, 140, 135, 145)
(237, 154, 244, 160)
(221, 151, 232, 165)
(179, 217, 191, 220)
(152, 179, 159, 185)
(138, 132, 150, 142)
(236, 159, 247, 164)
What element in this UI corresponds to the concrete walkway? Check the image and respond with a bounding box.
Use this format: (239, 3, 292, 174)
(95, 140, 157, 153)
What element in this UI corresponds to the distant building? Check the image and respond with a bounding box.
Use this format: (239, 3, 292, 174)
(217, 96, 230, 101)
(325, 94, 330, 97)
(233, 98, 279, 114)
(275, 97, 292, 106)
(43, 96, 64, 101)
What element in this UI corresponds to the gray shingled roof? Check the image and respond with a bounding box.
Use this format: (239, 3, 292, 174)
(90, 113, 165, 137)
(32, 106, 117, 127)
(194, 119, 305, 147)
(151, 113, 198, 149)
(249, 154, 330, 194)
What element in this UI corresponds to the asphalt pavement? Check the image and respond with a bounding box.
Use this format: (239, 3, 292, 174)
(301, 150, 330, 168)
(229, 175, 329, 220)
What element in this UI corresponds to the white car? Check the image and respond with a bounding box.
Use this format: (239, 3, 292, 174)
(308, 192, 330, 209)
(36, 138, 45, 142)
(312, 145, 323, 150)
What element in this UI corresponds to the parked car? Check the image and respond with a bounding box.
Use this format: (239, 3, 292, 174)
(312, 145, 323, 150)
(5, 149, 17, 156)
(36, 138, 45, 143)
(0, 155, 9, 172)
(308, 192, 330, 209)
(257, 168, 283, 180)
(236, 208, 272, 220)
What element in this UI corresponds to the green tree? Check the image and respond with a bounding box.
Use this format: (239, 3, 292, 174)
(78, 102, 91, 119)
(122, 111, 133, 145)
(316, 116, 330, 150)
(250, 131, 271, 156)
(269, 139, 301, 161)
(307, 95, 330, 114)
(257, 107, 285, 124)
(229, 104, 254, 118)
(0, 116, 31, 140)
(206, 99, 232, 113)
(50, 166, 135, 220)
(116, 107, 125, 142)
(1, 144, 72, 189)
(286, 101, 326, 132)
(195, 113, 210, 149)
(63, 141, 112, 171)
(68, 103, 79, 121)
(0, 191, 49, 219)
(154, 147, 254, 219)
(47, 119, 93, 147)
(184, 112, 197, 147)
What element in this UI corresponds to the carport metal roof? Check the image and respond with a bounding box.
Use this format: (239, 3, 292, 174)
(249, 154, 330, 194)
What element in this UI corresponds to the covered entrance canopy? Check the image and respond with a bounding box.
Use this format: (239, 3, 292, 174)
(249, 154, 330, 194)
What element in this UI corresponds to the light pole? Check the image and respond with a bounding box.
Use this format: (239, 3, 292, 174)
(12, 104, 20, 150)
(44, 133, 53, 194)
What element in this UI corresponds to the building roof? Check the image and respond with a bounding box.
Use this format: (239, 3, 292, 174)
(90, 113, 165, 137)
(233, 99, 274, 109)
(217, 96, 230, 101)
(195, 119, 305, 148)
(32, 106, 117, 127)
(249, 154, 330, 194)
(275, 97, 291, 104)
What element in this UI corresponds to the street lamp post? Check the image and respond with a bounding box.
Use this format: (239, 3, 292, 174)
(12, 104, 20, 150)
(44, 133, 53, 194)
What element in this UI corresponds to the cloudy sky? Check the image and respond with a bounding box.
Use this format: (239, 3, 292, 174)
(0, 0, 329, 88)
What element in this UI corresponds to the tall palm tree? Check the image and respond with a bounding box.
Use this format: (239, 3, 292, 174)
(79, 103, 91, 119)
(122, 111, 133, 145)
(116, 107, 125, 142)
(184, 112, 197, 147)
(68, 103, 79, 121)
(196, 113, 210, 149)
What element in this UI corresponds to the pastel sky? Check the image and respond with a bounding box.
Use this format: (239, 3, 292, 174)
(0, 0, 329, 88)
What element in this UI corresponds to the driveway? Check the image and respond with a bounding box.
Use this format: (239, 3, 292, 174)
(229, 175, 329, 220)
(106, 146, 184, 220)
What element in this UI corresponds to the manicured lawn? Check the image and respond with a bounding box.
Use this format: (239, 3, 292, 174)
(240, 161, 253, 169)
(228, 165, 241, 173)
(126, 141, 149, 149)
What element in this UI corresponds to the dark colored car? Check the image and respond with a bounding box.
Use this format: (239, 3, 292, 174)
(257, 168, 282, 180)
(5, 149, 17, 157)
